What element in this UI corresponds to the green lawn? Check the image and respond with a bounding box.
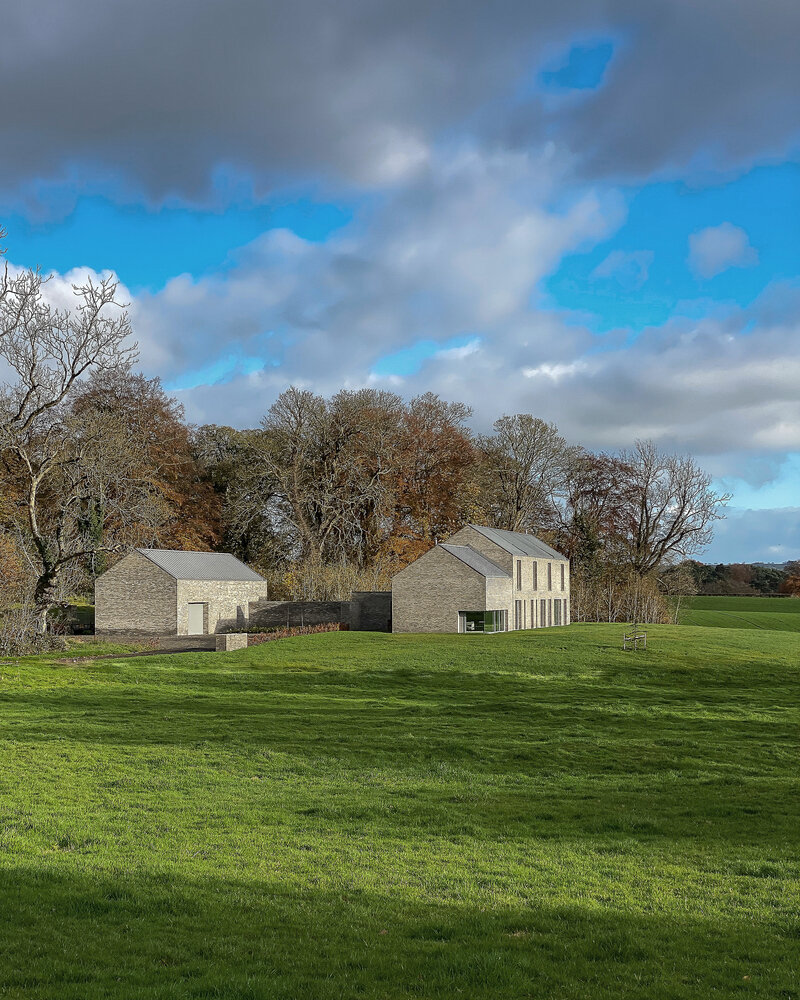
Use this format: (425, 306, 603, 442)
(0, 626, 798, 999)
(679, 595, 800, 631)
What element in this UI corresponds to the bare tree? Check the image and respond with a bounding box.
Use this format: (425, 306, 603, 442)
(479, 414, 573, 532)
(620, 440, 730, 577)
(0, 236, 141, 629)
(259, 386, 403, 565)
(657, 561, 697, 624)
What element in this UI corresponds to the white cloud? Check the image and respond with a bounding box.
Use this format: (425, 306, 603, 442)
(590, 249, 653, 289)
(688, 222, 758, 279)
(6, 152, 799, 504)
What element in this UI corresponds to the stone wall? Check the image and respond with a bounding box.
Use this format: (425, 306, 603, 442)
(176, 579, 269, 635)
(95, 551, 177, 634)
(216, 633, 248, 651)
(447, 525, 571, 631)
(392, 545, 488, 633)
(248, 599, 351, 630)
(349, 592, 392, 632)
(247, 593, 392, 632)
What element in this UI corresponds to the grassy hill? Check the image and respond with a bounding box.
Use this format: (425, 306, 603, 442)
(1, 626, 798, 999)
(679, 595, 800, 631)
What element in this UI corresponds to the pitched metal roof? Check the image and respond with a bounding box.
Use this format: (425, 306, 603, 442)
(136, 549, 266, 582)
(467, 524, 566, 560)
(439, 544, 511, 579)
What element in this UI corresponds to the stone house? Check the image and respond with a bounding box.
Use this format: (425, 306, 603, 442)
(95, 549, 269, 636)
(391, 524, 570, 633)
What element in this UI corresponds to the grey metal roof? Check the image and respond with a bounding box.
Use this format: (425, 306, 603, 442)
(137, 549, 266, 582)
(467, 524, 566, 560)
(439, 544, 511, 579)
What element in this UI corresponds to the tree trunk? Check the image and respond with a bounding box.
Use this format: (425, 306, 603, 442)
(33, 570, 59, 634)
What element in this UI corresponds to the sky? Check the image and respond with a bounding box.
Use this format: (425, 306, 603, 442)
(2, 0, 799, 564)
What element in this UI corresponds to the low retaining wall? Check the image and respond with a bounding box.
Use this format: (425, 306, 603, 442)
(216, 633, 248, 651)
(248, 593, 392, 632)
(248, 600, 350, 630)
(349, 592, 392, 632)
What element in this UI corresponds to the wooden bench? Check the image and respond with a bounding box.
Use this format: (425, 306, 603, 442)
(623, 631, 647, 651)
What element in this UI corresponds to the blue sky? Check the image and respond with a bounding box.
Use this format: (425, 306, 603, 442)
(2, 1, 800, 563)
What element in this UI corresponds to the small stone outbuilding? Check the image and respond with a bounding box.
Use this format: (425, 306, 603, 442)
(95, 549, 269, 636)
(392, 524, 570, 634)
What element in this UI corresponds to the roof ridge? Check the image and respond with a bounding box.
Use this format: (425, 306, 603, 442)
(440, 542, 511, 578)
(466, 524, 565, 560)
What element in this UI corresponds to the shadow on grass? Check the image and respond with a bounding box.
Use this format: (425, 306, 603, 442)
(0, 864, 795, 1000)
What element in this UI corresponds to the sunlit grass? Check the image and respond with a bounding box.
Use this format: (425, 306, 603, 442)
(679, 595, 800, 630)
(1, 625, 798, 998)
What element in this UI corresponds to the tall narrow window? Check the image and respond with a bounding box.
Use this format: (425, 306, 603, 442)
(547, 562, 552, 590)
(548, 600, 552, 627)
(514, 600, 522, 630)
(533, 561, 538, 589)
(553, 600, 561, 626)
(531, 599, 536, 627)
(560, 564, 565, 591)
(540, 598, 547, 627)
(516, 560, 522, 589)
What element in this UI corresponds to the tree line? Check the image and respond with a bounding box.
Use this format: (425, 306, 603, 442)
(0, 235, 732, 641)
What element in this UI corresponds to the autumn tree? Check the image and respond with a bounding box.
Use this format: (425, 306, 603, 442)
(74, 370, 222, 559)
(192, 422, 293, 568)
(386, 392, 479, 565)
(554, 451, 633, 566)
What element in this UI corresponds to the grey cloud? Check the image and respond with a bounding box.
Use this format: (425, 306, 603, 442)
(2, 0, 799, 206)
(701, 507, 800, 564)
(590, 249, 653, 289)
(688, 223, 758, 279)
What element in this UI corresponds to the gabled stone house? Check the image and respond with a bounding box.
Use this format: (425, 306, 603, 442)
(391, 524, 570, 633)
(95, 549, 269, 636)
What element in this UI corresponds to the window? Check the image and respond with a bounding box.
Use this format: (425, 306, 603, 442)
(516, 560, 522, 589)
(553, 600, 561, 626)
(460, 610, 505, 633)
(531, 599, 536, 627)
(532, 561, 538, 589)
(514, 600, 522, 630)
(560, 563, 565, 591)
(548, 600, 552, 627)
(540, 598, 547, 628)
(547, 562, 552, 590)
(563, 599, 568, 625)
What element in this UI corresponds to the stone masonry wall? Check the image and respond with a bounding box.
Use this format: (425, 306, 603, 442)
(392, 545, 487, 633)
(446, 526, 570, 630)
(349, 592, 392, 632)
(176, 579, 270, 635)
(248, 599, 350, 630)
(95, 551, 177, 635)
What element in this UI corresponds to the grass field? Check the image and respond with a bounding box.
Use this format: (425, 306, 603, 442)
(1, 625, 798, 999)
(678, 595, 800, 631)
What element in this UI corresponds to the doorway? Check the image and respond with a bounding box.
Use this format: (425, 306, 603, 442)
(187, 603, 206, 635)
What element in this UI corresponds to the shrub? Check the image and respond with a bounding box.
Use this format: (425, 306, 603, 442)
(246, 623, 345, 646)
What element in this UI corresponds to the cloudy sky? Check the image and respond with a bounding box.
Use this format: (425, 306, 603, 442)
(3, 0, 799, 563)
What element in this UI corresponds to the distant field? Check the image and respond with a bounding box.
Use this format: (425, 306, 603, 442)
(678, 595, 800, 630)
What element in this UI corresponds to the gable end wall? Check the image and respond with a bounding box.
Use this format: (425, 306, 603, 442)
(95, 551, 177, 635)
(392, 545, 487, 633)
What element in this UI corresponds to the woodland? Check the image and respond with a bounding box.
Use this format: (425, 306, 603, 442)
(0, 233, 744, 646)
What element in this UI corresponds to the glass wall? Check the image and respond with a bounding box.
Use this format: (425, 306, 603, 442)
(460, 610, 506, 633)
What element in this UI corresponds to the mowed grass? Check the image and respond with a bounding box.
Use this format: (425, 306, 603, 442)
(679, 595, 800, 631)
(0, 626, 798, 1000)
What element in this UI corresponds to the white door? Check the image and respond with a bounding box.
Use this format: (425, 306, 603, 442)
(187, 603, 205, 635)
